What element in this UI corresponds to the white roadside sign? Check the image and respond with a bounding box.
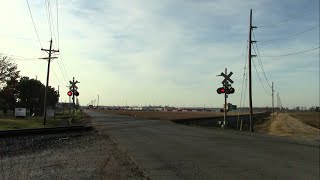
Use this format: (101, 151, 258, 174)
(46, 109, 55, 117)
(15, 108, 26, 117)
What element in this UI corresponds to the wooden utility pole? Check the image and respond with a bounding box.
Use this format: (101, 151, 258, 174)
(272, 82, 274, 119)
(41, 38, 59, 125)
(248, 9, 257, 132)
(97, 94, 99, 108)
(223, 68, 227, 128)
(58, 85, 60, 103)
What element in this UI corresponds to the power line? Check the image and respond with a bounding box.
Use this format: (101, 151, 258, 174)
(51, 66, 63, 83)
(252, 58, 272, 96)
(260, 46, 320, 57)
(57, 52, 70, 82)
(258, 8, 315, 28)
(258, 25, 320, 43)
(48, 0, 58, 47)
(54, 57, 68, 84)
(239, 41, 248, 110)
(1, 53, 40, 60)
(25, 0, 42, 48)
(45, 0, 52, 38)
(252, 31, 272, 88)
(56, 0, 60, 48)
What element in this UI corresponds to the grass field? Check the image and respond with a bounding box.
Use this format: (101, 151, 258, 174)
(99, 110, 248, 120)
(289, 112, 320, 129)
(0, 110, 85, 131)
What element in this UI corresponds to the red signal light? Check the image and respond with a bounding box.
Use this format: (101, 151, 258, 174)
(217, 87, 225, 94)
(67, 91, 73, 96)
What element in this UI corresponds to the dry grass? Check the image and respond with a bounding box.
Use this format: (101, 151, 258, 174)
(288, 112, 320, 129)
(255, 113, 320, 140)
(99, 110, 246, 120)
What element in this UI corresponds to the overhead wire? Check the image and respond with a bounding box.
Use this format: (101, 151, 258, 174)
(48, 0, 58, 46)
(258, 8, 315, 28)
(43, 0, 69, 85)
(252, 58, 272, 96)
(45, 0, 52, 38)
(260, 46, 320, 57)
(57, 53, 70, 83)
(258, 25, 320, 43)
(51, 65, 63, 84)
(239, 41, 248, 112)
(25, 0, 42, 48)
(56, 0, 59, 48)
(1, 53, 42, 60)
(52, 0, 70, 83)
(252, 31, 272, 88)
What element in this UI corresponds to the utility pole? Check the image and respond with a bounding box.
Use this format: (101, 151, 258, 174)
(224, 68, 227, 127)
(97, 94, 99, 108)
(272, 82, 274, 119)
(58, 85, 60, 103)
(248, 9, 257, 132)
(41, 38, 59, 125)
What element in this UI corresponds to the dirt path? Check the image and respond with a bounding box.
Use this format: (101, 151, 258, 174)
(268, 113, 320, 140)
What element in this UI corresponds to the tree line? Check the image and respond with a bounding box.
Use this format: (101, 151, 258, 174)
(0, 54, 59, 116)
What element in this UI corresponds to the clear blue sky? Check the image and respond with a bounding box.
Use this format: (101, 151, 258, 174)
(0, 0, 319, 108)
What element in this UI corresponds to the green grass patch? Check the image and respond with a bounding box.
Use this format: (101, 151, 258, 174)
(0, 110, 85, 131)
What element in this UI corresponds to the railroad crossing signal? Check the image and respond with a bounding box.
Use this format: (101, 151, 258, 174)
(217, 87, 225, 94)
(74, 91, 79, 96)
(216, 68, 235, 129)
(69, 79, 80, 97)
(69, 80, 79, 90)
(219, 72, 234, 84)
(228, 87, 235, 94)
(67, 91, 72, 96)
(217, 70, 234, 95)
(216, 87, 235, 94)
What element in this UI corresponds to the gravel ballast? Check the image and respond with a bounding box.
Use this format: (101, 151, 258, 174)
(0, 131, 147, 179)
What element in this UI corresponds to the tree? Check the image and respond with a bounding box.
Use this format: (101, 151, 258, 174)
(16, 77, 59, 115)
(0, 77, 19, 114)
(0, 54, 20, 115)
(0, 54, 20, 87)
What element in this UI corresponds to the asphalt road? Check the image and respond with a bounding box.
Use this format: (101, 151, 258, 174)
(86, 110, 320, 180)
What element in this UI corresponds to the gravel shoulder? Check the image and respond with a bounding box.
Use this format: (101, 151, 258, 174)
(256, 113, 320, 141)
(0, 131, 147, 179)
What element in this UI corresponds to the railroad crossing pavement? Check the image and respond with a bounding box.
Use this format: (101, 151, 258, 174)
(85, 110, 320, 180)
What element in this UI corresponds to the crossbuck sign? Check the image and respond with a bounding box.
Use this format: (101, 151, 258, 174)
(220, 72, 233, 84)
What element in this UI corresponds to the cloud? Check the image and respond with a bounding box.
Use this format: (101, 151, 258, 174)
(0, 0, 318, 108)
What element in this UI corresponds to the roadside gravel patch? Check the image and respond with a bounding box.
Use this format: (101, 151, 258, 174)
(0, 131, 147, 180)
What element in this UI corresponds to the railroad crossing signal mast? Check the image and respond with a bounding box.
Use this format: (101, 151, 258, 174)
(67, 77, 80, 120)
(217, 68, 235, 129)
